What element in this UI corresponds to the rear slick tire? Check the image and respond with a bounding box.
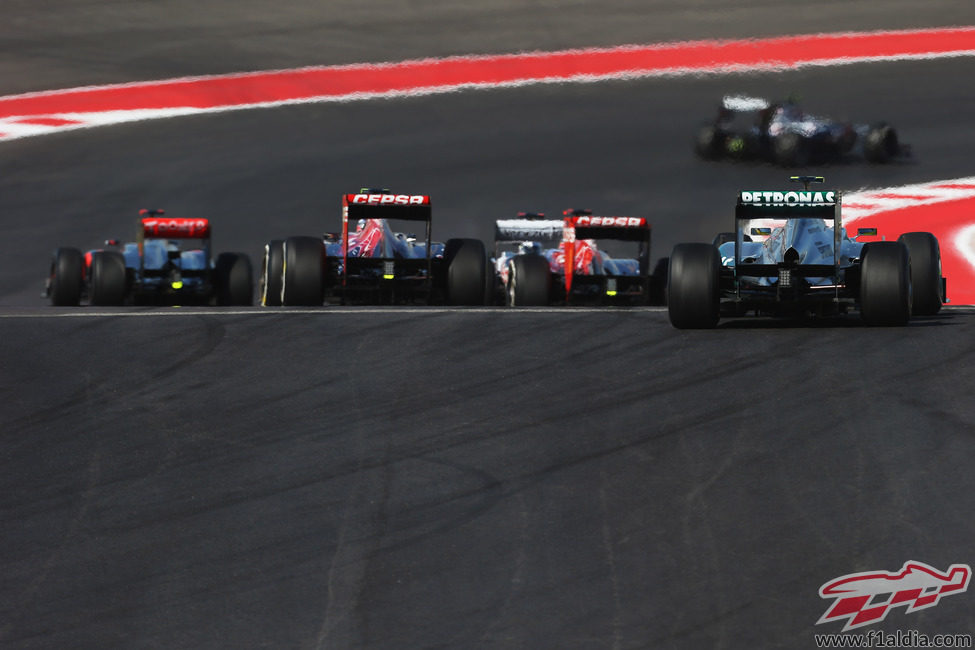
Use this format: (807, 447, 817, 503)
(859, 241, 911, 326)
(89, 251, 127, 306)
(668, 243, 720, 329)
(507, 254, 551, 306)
(50, 247, 83, 306)
(444, 238, 488, 306)
(281, 236, 324, 306)
(898, 232, 942, 315)
(215, 252, 253, 306)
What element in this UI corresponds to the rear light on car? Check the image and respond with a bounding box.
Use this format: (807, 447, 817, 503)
(383, 261, 395, 279)
(778, 268, 792, 288)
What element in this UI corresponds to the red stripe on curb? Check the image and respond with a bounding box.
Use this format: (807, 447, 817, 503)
(0, 27, 973, 120)
(854, 197, 975, 305)
(11, 117, 84, 126)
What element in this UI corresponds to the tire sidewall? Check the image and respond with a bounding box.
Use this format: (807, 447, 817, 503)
(260, 240, 284, 306)
(667, 243, 720, 328)
(860, 241, 911, 325)
(898, 232, 942, 315)
(444, 238, 487, 306)
(281, 236, 324, 306)
(89, 251, 127, 306)
(50, 247, 83, 306)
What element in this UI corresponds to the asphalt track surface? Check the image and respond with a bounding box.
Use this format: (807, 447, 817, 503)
(3, 2, 975, 648)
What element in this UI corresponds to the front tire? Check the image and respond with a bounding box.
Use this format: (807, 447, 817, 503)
(215, 252, 253, 306)
(89, 251, 127, 306)
(49, 247, 83, 306)
(773, 132, 810, 167)
(898, 232, 942, 315)
(864, 124, 899, 163)
(507, 254, 551, 306)
(444, 238, 488, 306)
(668, 243, 720, 329)
(260, 240, 284, 306)
(859, 241, 911, 326)
(281, 236, 324, 306)
(695, 126, 725, 160)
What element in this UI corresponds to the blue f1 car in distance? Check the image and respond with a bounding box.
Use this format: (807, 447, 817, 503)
(695, 95, 910, 166)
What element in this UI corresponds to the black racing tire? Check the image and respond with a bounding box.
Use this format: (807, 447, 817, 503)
(506, 254, 551, 306)
(772, 132, 810, 167)
(898, 231, 942, 315)
(443, 238, 488, 306)
(215, 252, 254, 306)
(864, 123, 899, 163)
(667, 243, 721, 329)
(281, 236, 324, 306)
(649, 256, 669, 306)
(259, 240, 284, 306)
(483, 254, 497, 305)
(49, 247, 83, 306)
(695, 125, 725, 160)
(859, 241, 911, 326)
(89, 251, 127, 306)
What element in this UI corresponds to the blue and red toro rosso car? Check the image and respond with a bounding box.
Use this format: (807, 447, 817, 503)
(260, 190, 490, 305)
(45, 210, 253, 306)
(491, 209, 667, 305)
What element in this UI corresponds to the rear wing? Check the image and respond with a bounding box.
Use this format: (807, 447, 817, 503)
(566, 216, 651, 243)
(722, 95, 770, 112)
(136, 212, 212, 271)
(342, 193, 432, 222)
(494, 217, 564, 244)
(562, 215, 651, 299)
(140, 216, 211, 239)
(340, 192, 432, 287)
(734, 189, 842, 290)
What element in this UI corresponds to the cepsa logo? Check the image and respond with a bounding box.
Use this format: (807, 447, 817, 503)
(142, 218, 209, 237)
(817, 561, 971, 632)
(350, 194, 428, 205)
(574, 216, 645, 227)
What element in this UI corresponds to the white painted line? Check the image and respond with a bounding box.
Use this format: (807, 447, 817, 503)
(0, 307, 670, 319)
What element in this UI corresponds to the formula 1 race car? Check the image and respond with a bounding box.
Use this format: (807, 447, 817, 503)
(260, 190, 489, 306)
(45, 210, 253, 306)
(491, 209, 667, 306)
(667, 176, 945, 328)
(695, 95, 910, 166)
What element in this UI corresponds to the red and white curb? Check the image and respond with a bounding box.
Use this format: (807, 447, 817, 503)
(846, 178, 975, 305)
(1, 26, 974, 141)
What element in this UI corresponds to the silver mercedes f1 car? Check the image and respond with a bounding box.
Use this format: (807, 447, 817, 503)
(667, 176, 945, 328)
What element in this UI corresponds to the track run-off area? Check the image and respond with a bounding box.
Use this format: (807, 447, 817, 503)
(3, 6, 975, 648)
